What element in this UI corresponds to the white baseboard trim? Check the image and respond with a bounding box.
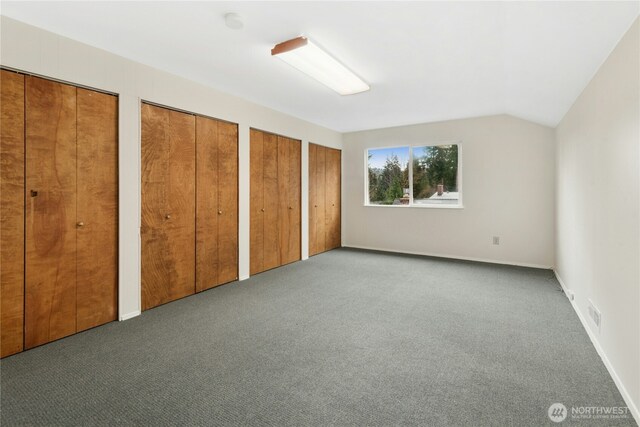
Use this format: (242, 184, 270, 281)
(554, 270, 639, 425)
(342, 244, 552, 270)
(119, 310, 141, 321)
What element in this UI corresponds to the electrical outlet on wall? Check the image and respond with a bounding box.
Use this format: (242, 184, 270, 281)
(565, 290, 575, 301)
(588, 300, 601, 333)
(492, 236, 500, 245)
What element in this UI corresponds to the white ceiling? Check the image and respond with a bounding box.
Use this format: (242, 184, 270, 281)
(2, 1, 638, 132)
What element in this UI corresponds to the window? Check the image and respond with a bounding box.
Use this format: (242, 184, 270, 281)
(367, 147, 410, 205)
(366, 143, 461, 207)
(412, 144, 459, 205)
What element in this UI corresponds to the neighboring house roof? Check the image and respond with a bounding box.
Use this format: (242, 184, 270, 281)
(427, 192, 459, 201)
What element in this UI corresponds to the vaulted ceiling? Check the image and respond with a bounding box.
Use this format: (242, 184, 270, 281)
(2, 1, 638, 132)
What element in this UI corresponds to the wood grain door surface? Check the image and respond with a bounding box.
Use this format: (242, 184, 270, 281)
(216, 121, 238, 285)
(141, 103, 171, 309)
(2, 73, 118, 354)
(309, 143, 341, 255)
(249, 129, 265, 275)
(262, 132, 280, 271)
(25, 76, 78, 348)
(286, 137, 301, 263)
(141, 103, 195, 310)
(165, 107, 196, 302)
(308, 143, 319, 256)
(76, 88, 118, 332)
(196, 115, 219, 291)
(325, 147, 341, 250)
(316, 143, 324, 254)
(1, 70, 25, 357)
(277, 136, 292, 264)
(196, 116, 238, 291)
(250, 129, 301, 274)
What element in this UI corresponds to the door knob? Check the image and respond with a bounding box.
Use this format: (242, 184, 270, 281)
(288, 206, 293, 210)
(218, 210, 223, 215)
(261, 208, 265, 212)
(165, 214, 171, 220)
(77, 221, 85, 227)
(30, 190, 38, 197)
(332, 203, 335, 206)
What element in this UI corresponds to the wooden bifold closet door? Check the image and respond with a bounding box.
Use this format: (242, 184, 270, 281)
(309, 143, 326, 255)
(325, 147, 341, 250)
(309, 143, 341, 256)
(25, 76, 78, 347)
(1, 70, 25, 357)
(141, 103, 238, 310)
(196, 115, 238, 292)
(141, 104, 196, 310)
(278, 136, 302, 265)
(76, 88, 119, 332)
(250, 129, 301, 275)
(1, 71, 118, 355)
(25, 77, 118, 349)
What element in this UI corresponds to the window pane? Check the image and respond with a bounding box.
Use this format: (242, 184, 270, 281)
(367, 147, 410, 205)
(412, 144, 459, 205)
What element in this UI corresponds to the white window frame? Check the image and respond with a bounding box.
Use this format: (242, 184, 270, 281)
(364, 141, 463, 209)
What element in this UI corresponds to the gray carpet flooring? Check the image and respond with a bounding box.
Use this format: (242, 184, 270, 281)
(1, 248, 635, 426)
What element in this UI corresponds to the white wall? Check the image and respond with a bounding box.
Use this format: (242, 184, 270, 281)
(0, 16, 342, 320)
(342, 114, 556, 268)
(555, 18, 639, 421)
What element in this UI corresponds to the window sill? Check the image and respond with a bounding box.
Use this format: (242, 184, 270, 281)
(364, 204, 464, 209)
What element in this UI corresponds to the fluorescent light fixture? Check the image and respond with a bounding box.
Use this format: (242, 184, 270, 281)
(271, 36, 370, 96)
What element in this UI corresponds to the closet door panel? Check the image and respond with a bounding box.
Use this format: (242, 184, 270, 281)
(277, 136, 292, 263)
(326, 148, 341, 250)
(25, 76, 77, 348)
(308, 143, 319, 256)
(141, 104, 171, 309)
(166, 110, 196, 299)
(168, 110, 196, 231)
(217, 121, 238, 284)
(141, 230, 171, 310)
(141, 103, 170, 232)
(76, 88, 118, 331)
(287, 138, 301, 263)
(0, 70, 25, 357)
(249, 129, 264, 275)
(166, 225, 196, 300)
(141, 104, 195, 309)
(263, 133, 280, 271)
(250, 130, 299, 274)
(316, 146, 327, 252)
(196, 116, 219, 291)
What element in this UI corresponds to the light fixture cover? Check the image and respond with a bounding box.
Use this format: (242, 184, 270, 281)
(271, 36, 369, 96)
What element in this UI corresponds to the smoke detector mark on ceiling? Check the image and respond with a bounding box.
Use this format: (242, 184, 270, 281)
(224, 13, 243, 30)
